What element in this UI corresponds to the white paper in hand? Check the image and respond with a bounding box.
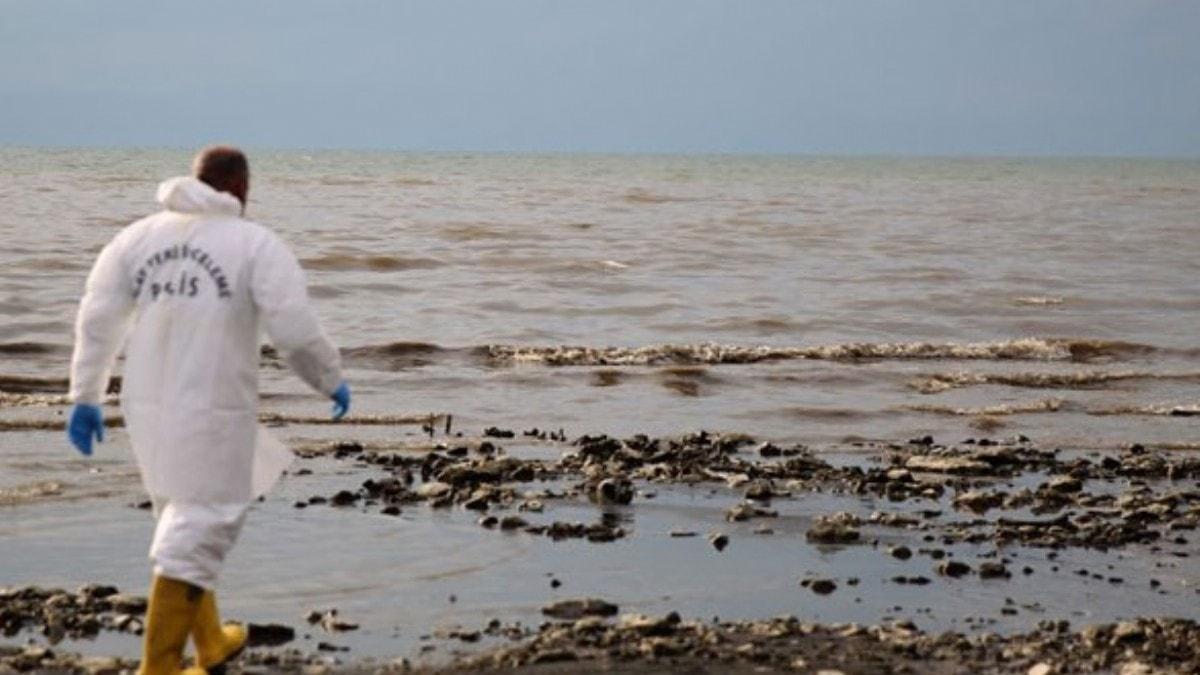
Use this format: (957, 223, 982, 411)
(251, 426, 294, 498)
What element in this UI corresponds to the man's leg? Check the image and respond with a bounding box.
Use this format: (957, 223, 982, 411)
(148, 501, 249, 672)
(192, 588, 247, 671)
(138, 575, 204, 675)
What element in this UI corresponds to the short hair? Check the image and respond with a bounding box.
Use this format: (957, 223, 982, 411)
(192, 145, 249, 193)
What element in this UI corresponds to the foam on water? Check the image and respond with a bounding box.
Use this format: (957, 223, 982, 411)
(482, 338, 1156, 366)
(0, 391, 74, 408)
(1088, 402, 1200, 417)
(1013, 296, 1065, 306)
(907, 369, 1200, 394)
(903, 397, 1067, 417)
(0, 480, 66, 506)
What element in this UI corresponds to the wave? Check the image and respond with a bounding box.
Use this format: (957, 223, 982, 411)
(439, 224, 516, 242)
(342, 342, 448, 368)
(257, 412, 444, 426)
(0, 480, 65, 506)
(0, 342, 70, 355)
(301, 254, 444, 272)
(0, 392, 73, 408)
(0, 411, 444, 432)
(903, 398, 1067, 416)
(11, 257, 89, 272)
(907, 398, 1200, 418)
(392, 177, 437, 186)
(3, 336, 1175, 377)
(344, 341, 445, 358)
(0, 418, 91, 431)
(908, 370, 1200, 394)
(623, 188, 689, 204)
(785, 406, 874, 421)
(0, 374, 71, 393)
(685, 316, 802, 335)
(1151, 442, 1200, 450)
(316, 176, 377, 186)
(1087, 403, 1200, 417)
(591, 369, 626, 387)
(1013, 296, 1065, 306)
(481, 338, 1158, 367)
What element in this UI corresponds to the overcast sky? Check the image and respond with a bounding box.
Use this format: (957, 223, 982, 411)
(1, 0, 1197, 156)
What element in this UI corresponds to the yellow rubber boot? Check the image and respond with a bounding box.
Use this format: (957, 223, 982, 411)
(192, 590, 247, 673)
(138, 576, 207, 675)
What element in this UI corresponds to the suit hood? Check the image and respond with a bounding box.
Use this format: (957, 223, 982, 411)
(156, 176, 242, 217)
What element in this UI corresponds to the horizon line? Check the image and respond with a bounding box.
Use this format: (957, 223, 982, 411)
(1, 142, 1197, 162)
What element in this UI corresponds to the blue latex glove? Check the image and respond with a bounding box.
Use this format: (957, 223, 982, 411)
(67, 404, 104, 456)
(331, 382, 351, 421)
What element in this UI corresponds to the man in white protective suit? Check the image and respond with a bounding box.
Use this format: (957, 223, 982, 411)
(66, 146, 352, 675)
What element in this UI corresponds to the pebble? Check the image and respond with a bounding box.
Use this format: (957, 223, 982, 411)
(541, 598, 619, 620)
(979, 562, 1010, 579)
(593, 477, 634, 505)
(306, 609, 359, 632)
(247, 622, 296, 646)
(708, 532, 730, 551)
(938, 561, 972, 578)
(905, 455, 992, 475)
(416, 481, 452, 499)
(330, 490, 358, 506)
(726, 502, 777, 522)
(806, 515, 861, 545)
(499, 516, 529, 530)
(805, 579, 837, 595)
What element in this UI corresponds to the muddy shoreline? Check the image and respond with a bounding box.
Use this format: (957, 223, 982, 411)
(3, 427, 1198, 673)
(3, 599, 1197, 674)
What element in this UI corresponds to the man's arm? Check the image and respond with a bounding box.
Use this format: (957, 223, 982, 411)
(69, 241, 135, 405)
(250, 233, 344, 399)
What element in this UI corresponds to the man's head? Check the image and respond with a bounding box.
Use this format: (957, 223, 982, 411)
(192, 145, 250, 206)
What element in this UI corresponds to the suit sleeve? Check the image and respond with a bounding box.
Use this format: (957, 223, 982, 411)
(250, 233, 343, 396)
(69, 240, 136, 405)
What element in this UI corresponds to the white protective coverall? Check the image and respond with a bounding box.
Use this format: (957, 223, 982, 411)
(69, 176, 342, 588)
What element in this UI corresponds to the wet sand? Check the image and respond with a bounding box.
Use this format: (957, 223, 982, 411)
(3, 421, 1198, 674)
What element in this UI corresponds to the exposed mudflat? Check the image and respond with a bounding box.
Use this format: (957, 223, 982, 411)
(3, 425, 1198, 674)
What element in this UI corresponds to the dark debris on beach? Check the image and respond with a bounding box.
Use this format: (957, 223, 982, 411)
(5, 429, 1200, 674)
(5, 613, 1200, 674)
(296, 430, 1200, 559)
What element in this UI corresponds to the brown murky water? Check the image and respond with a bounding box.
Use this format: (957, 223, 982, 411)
(2, 150, 1199, 447)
